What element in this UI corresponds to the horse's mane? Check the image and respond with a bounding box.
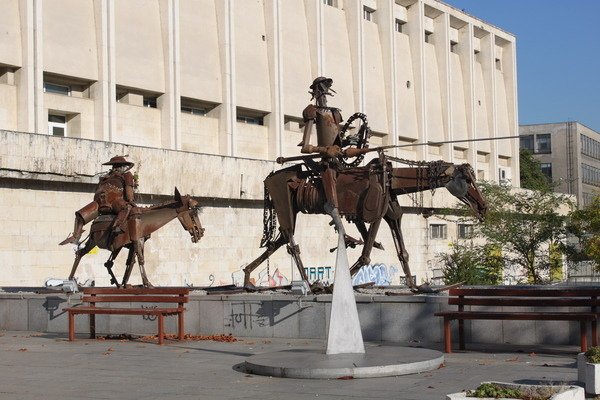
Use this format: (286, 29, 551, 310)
(143, 199, 181, 211)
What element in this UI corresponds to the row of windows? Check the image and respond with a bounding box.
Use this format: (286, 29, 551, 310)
(430, 223, 473, 240)
(520, 133, 552, 154)
(582, 135, 600, 161)
(582, 164, 600, 187)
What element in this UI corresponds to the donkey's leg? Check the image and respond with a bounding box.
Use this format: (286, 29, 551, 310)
(134, 238, 153, 287)
(349, 218, 382, 276)
(243, 235, 288, 288)
(286, 232, 310, 283)
(120, 246, 136, 287)
(104, 248, 122, 287)
(68, 239, 96, 281)
(383, 200, 414, 289)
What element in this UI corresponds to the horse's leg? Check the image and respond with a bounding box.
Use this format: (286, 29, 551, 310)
(121, 245, 136, 287)
(349, 217, 382, 276)
(104, 248, 122, 287)
(68, 238, 96, 281)
(286, 232, 309, 283)
(243, 235, 288, 288)
(383, 199, 414, 289)
(353, 220, 384, 250)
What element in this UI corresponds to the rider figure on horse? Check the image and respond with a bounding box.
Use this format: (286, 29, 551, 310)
(299, 77, 346, 212)
(60, 156, 140, 245)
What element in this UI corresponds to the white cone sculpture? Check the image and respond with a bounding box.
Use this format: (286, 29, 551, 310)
(325, 206, 365, 355)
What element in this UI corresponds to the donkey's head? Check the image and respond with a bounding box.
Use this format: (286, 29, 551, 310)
(174, 187, 205, 243)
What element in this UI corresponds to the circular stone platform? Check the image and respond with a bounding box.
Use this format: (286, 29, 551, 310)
(243, 345, 444, 379)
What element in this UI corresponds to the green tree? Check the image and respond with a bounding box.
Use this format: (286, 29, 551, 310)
(564, 193, 600, 269)
(519, 149, 553, 192)
(439, 242, 502, 285)
(475, 182, 573, 284)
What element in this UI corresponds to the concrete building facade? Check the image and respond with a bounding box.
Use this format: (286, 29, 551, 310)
(519, 122, 600, 207)
(0, 0, 518, 287)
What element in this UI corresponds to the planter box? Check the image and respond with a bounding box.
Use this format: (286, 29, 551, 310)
(577, 352, 600, 395)
(446, 381, 584, 400)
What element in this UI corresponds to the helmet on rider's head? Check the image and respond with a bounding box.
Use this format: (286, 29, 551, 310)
(102, 156, 134, 171)
(309, 77, 335, 99)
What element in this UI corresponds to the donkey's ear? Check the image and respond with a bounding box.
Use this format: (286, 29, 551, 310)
(174, 187, 182, 202)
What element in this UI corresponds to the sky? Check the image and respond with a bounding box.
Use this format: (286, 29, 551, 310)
(442, 0, 600, 132)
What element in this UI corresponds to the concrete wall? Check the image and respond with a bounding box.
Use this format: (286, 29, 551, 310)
(0, 292, 584, 348)
(0, 0, 520, 182)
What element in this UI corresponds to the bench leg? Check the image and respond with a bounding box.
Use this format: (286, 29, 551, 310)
(593, 320, 598, 347)
(458, 319, 465, 350)
(158, 314, 164, 345)
(89, 314, 96, 339)
(68, 312, 75, 341)
(443, 317, 452, 353)
(178, 312, 184, 341)
(581, 321, 588, 352)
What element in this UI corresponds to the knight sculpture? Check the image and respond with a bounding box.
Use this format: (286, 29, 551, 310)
(60, 155, 140, 246)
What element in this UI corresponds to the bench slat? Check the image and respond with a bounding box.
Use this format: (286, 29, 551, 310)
(83, 287, 189, 295)
(81, 295, 189, 303)
(448, 287, 600, 297)
(434, 311, 596, 321)
(447, 298, 600, 307)
(66, 307, 184, 315)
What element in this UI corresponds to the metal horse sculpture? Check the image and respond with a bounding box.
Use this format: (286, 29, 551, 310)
(243, 151, 487, 291)
(68, 188, 204, 287)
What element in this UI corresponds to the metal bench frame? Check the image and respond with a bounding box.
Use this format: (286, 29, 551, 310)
(66, 287, 189, 345)
(434, 286, 600, 353)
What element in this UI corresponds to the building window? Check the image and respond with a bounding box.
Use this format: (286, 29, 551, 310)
(582, 135, 600, 161)
(424, 31, 433, 43)
(582, 164, 600, 187)
(536, 133, 551, 154)
(450, 41, 458, 53)
(143, 96, 158, 108)
(323, 0, 337, 7)
(520, 135, 534, 152)
(363, 6, 375, 22)
(44, 82, 71, 96)
(395, 19, 405, 33)
(457, 224, 473, 239)
(48, 114, 67, 136)
(430, 224, 447, 239)
(540, 163, 552, 180)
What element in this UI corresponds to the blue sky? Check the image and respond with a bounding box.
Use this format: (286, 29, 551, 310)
(443, 0, 600, 132)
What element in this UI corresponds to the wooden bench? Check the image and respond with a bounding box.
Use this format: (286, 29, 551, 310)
(434, 286, 600, 353)
(66, 287, 189, 345)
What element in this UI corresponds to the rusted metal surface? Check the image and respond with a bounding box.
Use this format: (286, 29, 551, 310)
(245, 105, 487, 293)
(60, 156, 204, 287)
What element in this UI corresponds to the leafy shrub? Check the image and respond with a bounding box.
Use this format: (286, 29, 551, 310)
(469, 383, 522, 398)
(586, 346, 600, 363)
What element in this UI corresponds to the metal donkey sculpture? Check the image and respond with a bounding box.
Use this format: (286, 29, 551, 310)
(243, 150, 487, 292)
(66, 188, 205, 287)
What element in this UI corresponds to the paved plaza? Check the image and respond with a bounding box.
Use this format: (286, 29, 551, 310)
(0, 330, 587, 399)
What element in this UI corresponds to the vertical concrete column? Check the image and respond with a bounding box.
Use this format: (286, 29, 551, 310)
(433, 12, 452, 162)
(215, 0, 236, 156)
(377, 0, 397, 148)
(458, 23, 476, 167)
(159, 0, 180, 150)
(406, 1, 425, 159)
(344, 0, 363, 112)
(16, 0, 43, 134)
(503, 40, 520, 186)
(92, 0, 115, 142)
(304, 0, 323, 78)
(479, 32, 497, 181)
(16, 0, 36, 133)
(264, 0, 283, 159)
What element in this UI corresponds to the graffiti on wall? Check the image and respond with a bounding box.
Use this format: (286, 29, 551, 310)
(225, 302, 269, 330)
(352, 263, 399, 286)
(303, 266, 334, 284)
(232, 265, 290, 287)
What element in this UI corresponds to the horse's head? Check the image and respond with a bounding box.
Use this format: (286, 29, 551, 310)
(444, 164, 487, 222)
(174, 188, 205, 243)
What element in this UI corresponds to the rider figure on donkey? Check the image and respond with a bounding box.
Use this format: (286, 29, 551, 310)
(299, 76, 355, 214)
(60, 156, 141, 246)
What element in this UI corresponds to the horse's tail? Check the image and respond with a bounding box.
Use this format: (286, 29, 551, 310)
(259, 178, 278, 248)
